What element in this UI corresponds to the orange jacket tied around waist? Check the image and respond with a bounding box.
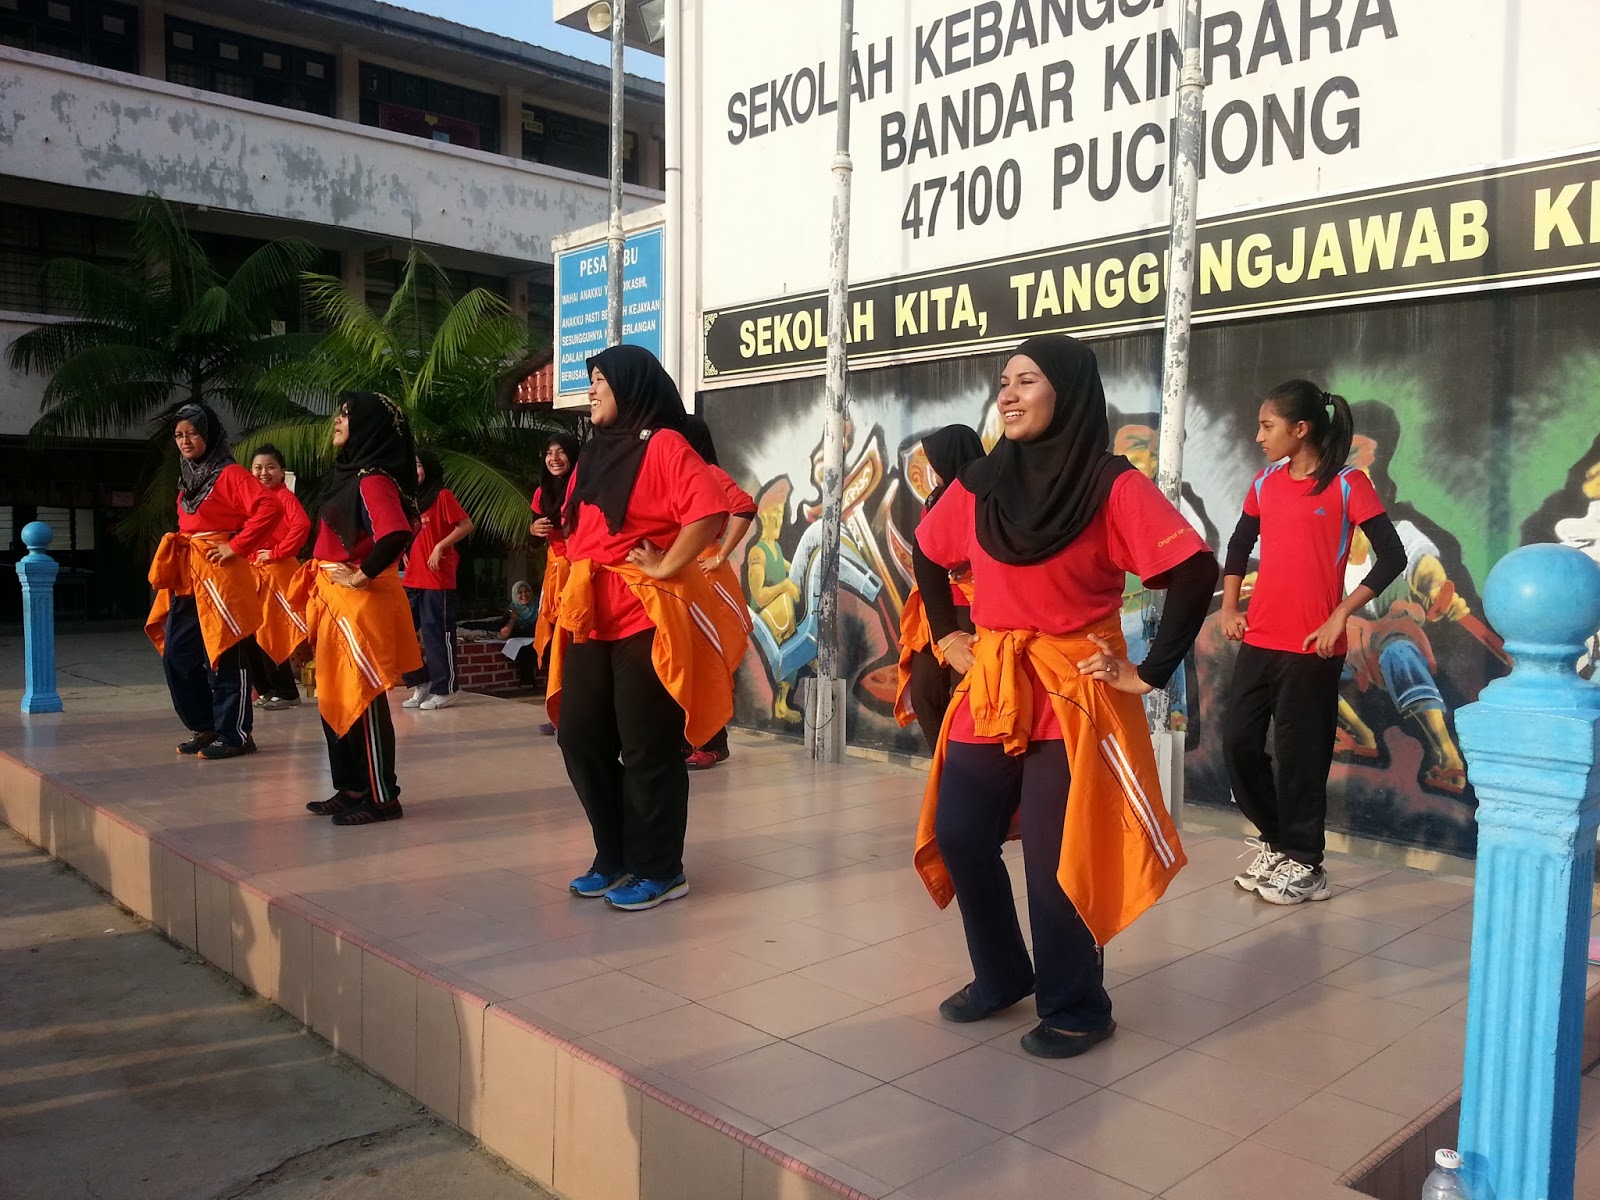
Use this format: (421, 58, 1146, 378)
(533, 551, 571, 663)
(914, 617, 1186, 947)
(254, 558, 309, 665)
(287, 563, 422, 738)
(698, 542, 755, 668)
(893, 575, 974, 728)
(145, 533, 265, 667)
(544, 557, 743, 748)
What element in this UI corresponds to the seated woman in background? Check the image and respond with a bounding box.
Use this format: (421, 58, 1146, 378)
(498, 579, 541, 687)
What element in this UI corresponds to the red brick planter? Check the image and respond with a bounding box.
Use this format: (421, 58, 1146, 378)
(456, 639, 524, 693)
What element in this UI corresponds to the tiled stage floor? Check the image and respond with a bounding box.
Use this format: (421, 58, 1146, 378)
(4, 633, 1599, 1200)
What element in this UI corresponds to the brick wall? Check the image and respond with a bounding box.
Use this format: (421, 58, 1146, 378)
(457, 639, 523, 693)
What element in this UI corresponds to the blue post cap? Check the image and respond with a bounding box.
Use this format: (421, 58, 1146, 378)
(20, 521, 54, 551)
(1484, 544, 1600, 651)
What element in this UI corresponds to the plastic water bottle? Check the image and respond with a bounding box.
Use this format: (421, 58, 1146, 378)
(1421, 1149, 1470, 1200)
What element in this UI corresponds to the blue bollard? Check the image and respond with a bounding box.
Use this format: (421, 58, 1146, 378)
(16, 521, 64, 714)
(1455, 543, 1600, 1200)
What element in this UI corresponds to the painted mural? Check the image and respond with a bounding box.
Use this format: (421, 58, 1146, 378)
(702, 283, 1600, 857)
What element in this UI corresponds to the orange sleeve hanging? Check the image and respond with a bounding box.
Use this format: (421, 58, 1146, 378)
(545, 558, 739, 748)
(253, 558, 309, 665)
(912, 617, 1187, 947)
(146, 533, 265, 667)
(289, 564, 421, 738)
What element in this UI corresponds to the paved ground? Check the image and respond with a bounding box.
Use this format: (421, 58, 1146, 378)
(0, 825, 553, 1200)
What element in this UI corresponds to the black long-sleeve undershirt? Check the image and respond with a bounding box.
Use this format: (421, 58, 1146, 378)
(359, 529, 413, 581)
(912, 536, 1218, 690)
(914, 540, 964, 644)
(1135, 550, 1219, 689)
(1223, 511, 1407, 598)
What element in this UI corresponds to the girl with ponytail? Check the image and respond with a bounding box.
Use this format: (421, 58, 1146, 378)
(1219, 380, 1406, 905)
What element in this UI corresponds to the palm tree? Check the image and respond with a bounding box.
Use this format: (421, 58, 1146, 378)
(244, 248, 568, 544)
(6, 193, 318, 546)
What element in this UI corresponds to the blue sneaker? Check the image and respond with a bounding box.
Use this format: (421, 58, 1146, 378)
(570, 869, 626, 898)
(604, 875, 689, 911)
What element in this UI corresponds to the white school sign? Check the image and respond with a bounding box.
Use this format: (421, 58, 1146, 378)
(696, 0, 1600, 383)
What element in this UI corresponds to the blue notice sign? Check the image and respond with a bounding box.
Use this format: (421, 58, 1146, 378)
(555, 227, 664, 395)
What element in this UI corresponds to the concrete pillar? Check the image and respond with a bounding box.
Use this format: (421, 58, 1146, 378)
(640, 125, 664, 189)
(507, 273, 531, 324)
(502, 85, 526, 159)
(140, 0, 166, 80)
(341, 250, 367, 301)
(17, 522, 63, 715)
(1455, 542, 1600, 1200)
(337, 44, 361, 123)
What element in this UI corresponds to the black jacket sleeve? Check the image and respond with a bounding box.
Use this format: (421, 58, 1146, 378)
(360, 529, 413, 580)
(1136, 549, 1220, 689)
(913, 540, 963, 645)
(1223, 513, 1260, 578)
(1356, 513, 1407, 598)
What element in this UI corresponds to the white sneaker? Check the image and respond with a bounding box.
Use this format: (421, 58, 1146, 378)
(1233, 837, 1285, 893)
(1257, 858, 1332, 905)
(419, 691, 457, 710)
(402, 685, 430, 709)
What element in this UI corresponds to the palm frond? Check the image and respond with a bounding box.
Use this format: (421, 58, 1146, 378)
(234, 416, 339, 478)
(175, 285, 239, 338)
(302, 273, 402, 371)
(128, 194, 219, 309)
(35, 259, 152, 330)
(433, 448, 536, 547)
(31, 345, 175, 441)
(413, 291, 527, 414)
(225, 239, 320, 314)
(6, 319, 144, 375)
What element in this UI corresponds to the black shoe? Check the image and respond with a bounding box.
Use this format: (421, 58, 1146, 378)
(331, 801, 404, 826)
(938, 983, 1031, 1024)
(1019, 1020, 1116, 1060)
(307, 792, 363, 816)
(177, 731, 218, 756)
(199, 737, 257, 761)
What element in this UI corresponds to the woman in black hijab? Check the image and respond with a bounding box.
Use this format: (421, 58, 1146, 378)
(532, 432, 582, 533)
(530, 430, 583, 733)
(549, 345, 737, 912)
(910, 335, 1218, 1059)
(148, 402, 277, 759)
(296, 391, 423, 825)
(896, 425, 986, 752)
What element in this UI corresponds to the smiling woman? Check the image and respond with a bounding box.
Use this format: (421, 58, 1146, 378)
(910, 333, 1218, 1061)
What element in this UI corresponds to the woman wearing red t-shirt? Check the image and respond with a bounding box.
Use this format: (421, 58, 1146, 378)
(147, 403, 277, 760)
(1219, 380, 1405, 905)
(899, 424, 985, 752)
(680, 414, 756, 770)
(551, 346, 735, 911)
(530, 431, 581, 735)
(400, 450, 474, 711)
(293, 391, 423, 825)
(246, 444, 311, 710)
(913, 335, 1217, 1059)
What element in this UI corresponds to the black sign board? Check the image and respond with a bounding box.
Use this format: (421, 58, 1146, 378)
(704, 150, 1600, 380)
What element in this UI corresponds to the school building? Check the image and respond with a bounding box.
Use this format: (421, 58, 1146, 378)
(0, 0, 664, 622)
